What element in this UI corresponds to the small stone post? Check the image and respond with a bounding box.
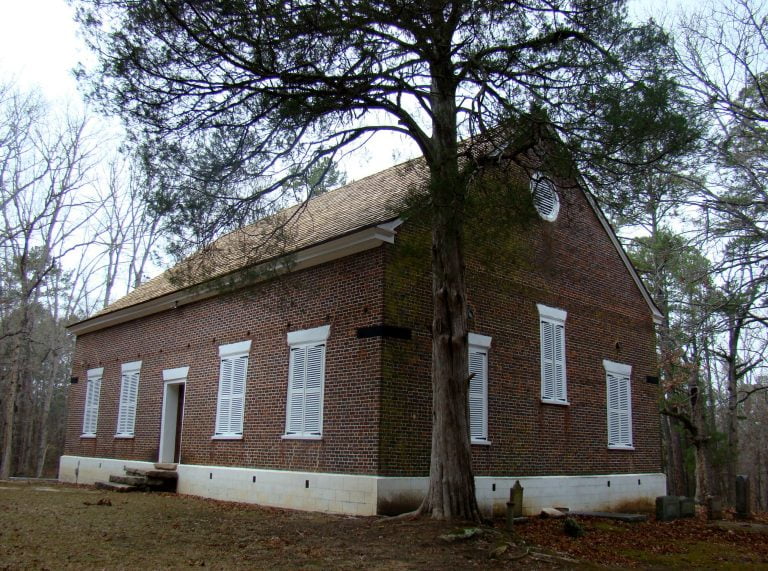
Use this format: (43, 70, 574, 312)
(511, 480, 524, 517)
(735, 475, 752, 520)
(506, 480, 524, 531)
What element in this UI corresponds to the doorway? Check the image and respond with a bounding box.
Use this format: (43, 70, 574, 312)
(159, 367, 188, 464)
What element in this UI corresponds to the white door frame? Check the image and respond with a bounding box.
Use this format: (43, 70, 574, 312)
(159, 367, 189, 464)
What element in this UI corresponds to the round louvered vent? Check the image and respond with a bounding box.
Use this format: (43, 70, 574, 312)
(530, 174, 560, 222)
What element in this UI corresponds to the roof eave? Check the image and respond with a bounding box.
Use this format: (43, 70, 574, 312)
(68, 219, 403, 337)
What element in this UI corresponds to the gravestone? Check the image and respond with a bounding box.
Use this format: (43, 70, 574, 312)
(706, 495, 723, 520)
(510, 480, 524, 517)
(655, 495, 679, 521)
(506, 480, 524, 531)
(678, 496, 695, 518)
(735, 475, 751, 520)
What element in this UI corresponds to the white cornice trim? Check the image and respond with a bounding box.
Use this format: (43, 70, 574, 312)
(87, 367, 104, 379)
(162, 366, 190, 382)
(219, 340, 252, 358)
(603, 360, 632, 377)
(536, 303, 567, 323)
(68, 219, 404, 336)
(287, 325, 331, 346)
(121, 360, 142, 374)
(468, 332, 492, 349)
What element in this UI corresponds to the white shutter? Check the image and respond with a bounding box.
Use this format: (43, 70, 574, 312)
(116, 362, 141, 436)
(215, 354, 248, 436)
(215, 357, 233, 434)
(605, 361, 633, 448)
(284, 326, 330, 438)
(468, 348, 487, 441)
(553, 322, 566, 401)
(537, 305, 567, 404)
(286, 343, 325, 436)
(82, 368, 102, 436)
(540, 320, 556, 401)
(304, 344, 325, 435)
(286, 346, 307, 434)
(230, 355, 247, 434)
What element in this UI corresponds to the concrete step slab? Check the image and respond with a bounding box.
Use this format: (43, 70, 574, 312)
(154, 463, 178, 471)
(95, 481, 138, 492)
(125, 468, 178, 480)
(109, 475, 146, 486)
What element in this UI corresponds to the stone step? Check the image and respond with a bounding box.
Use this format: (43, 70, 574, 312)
(154, 463, 178, 471)
(95, 481, 138, 492)
(109, 474, 146, 486)
(125, 468, 178, 481)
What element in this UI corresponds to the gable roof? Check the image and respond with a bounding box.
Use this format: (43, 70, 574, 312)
(69, 156, 662, 335)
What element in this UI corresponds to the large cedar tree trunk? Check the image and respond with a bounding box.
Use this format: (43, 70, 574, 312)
(416, 65, 481, 521)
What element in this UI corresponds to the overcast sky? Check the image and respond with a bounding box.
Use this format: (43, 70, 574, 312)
(0, 0, 683, 99)
(0, 0, 687, 179)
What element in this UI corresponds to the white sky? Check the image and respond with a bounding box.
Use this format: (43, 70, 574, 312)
(0, 0, 691, 180)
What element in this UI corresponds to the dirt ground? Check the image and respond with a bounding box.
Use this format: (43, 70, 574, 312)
(0, 481, 765, 569)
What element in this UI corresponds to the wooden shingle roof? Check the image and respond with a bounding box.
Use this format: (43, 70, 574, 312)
(93, 158, 426, 317)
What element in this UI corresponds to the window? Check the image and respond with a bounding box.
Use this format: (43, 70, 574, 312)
(116, 361, 142, 437)
(537, 304, 567, 404)
(468, 333, 492, 444)
(530, 172, 560, 222)
(214, 340, 251, 438)
(604, 360, 633, 449)
(82, 367, 103, 437)
(284, 325, 330, 439)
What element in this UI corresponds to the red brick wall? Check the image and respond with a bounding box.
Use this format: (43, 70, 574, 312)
(65, 175, 661, 480)
(65, 248, 385, 474)
(380, 178, 661, 477)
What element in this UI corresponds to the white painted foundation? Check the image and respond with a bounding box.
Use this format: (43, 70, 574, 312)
(60, 455, 665, 517)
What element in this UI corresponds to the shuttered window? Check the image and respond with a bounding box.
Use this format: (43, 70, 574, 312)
(468, 333, 492, 444)
(116, 361, 142, 437)
(82, 367, 103, 437)
(214, 340, 251, 438)
(284, 325, 330, 439)
(537, 304, 568, 404)
(604, 360, 633, 449)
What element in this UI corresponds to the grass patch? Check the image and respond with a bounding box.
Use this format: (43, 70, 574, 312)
(0, 481, 766, 569)
(622, 541, 766, 570)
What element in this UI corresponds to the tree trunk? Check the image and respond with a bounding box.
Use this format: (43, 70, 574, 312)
(417, 57, 481, 521)
(0, 329, 24, 479)
(693, 438, 712, 503)
(662, 415, 686, 495)
(689, 367, 712, 503)
(418, 201, 480, 521)
(35, 351, 59, 478)
(725, 315, 741, 505)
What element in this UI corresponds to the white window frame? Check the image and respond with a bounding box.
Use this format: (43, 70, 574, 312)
(116, 361, 142, 438)
(213, 340, 251, 439)
(283, 325, 331, 440)
(468, 333, 492, 445)
(537, 304, 568, 405)
(604, 360, 634, 449)
(81, 367, 103, 438)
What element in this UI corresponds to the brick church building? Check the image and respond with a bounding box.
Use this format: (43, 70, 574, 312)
(60, 153, 665, 516)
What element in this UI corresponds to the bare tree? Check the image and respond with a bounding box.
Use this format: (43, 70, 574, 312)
(0, 83, 95, 479)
